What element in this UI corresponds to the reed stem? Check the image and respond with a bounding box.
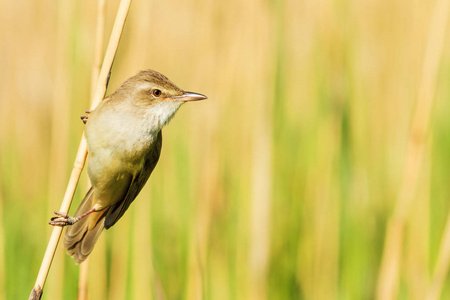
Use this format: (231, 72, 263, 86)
(376, 0, 450, 298)
(28, 1, 133, 299)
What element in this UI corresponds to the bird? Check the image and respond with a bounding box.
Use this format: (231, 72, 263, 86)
(49, 69, 207, 264)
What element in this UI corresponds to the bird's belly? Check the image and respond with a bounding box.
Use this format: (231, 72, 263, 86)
(85, 108, 157, 209)
(87, 148, 146, 210)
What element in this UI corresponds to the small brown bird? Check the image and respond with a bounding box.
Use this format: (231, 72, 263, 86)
(49, 70, 206, 264)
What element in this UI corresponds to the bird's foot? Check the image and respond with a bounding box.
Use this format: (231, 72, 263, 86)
(49, 211, 77, 226)
(80, 110, 91, 124)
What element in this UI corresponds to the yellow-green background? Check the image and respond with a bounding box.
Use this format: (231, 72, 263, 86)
(1, 0, 450, 299)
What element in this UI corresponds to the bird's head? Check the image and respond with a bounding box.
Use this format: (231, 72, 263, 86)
(118, 69, 206, 106)
(112, 69, 207, 128)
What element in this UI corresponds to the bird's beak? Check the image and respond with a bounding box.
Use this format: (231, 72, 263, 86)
(169, 91, 207, 102)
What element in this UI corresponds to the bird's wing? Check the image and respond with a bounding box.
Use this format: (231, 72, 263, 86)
(104, 131, 162, 229)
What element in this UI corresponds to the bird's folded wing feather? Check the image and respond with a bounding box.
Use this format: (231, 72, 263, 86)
(104, 131, 162, 229)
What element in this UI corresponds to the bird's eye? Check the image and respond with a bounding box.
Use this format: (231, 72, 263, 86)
(152, 89, 162, 97)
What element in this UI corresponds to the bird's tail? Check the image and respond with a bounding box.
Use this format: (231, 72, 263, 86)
(63, 187, 106, 264)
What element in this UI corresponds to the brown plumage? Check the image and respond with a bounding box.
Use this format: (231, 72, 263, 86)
(64, 131, 162, 264)
(50, 70, 206, 264)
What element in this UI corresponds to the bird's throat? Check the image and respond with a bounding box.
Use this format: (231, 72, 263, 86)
(145, 101, 183, 132)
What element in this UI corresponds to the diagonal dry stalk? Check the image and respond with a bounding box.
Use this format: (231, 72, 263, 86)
(78, 256, 90, 300)
(375, 0, 450, 299)
(28, 0, 133, 299)
(78, 0, 107, 299)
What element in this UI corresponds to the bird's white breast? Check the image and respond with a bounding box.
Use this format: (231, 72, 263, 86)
(86, 100, 183, 165)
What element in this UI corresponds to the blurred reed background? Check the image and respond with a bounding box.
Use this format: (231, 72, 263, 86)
(1, 0, 450, 299)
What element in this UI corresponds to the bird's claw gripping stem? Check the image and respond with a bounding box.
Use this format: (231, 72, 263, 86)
(49, 211, 77, 226)
(80, 110, 91, 124)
